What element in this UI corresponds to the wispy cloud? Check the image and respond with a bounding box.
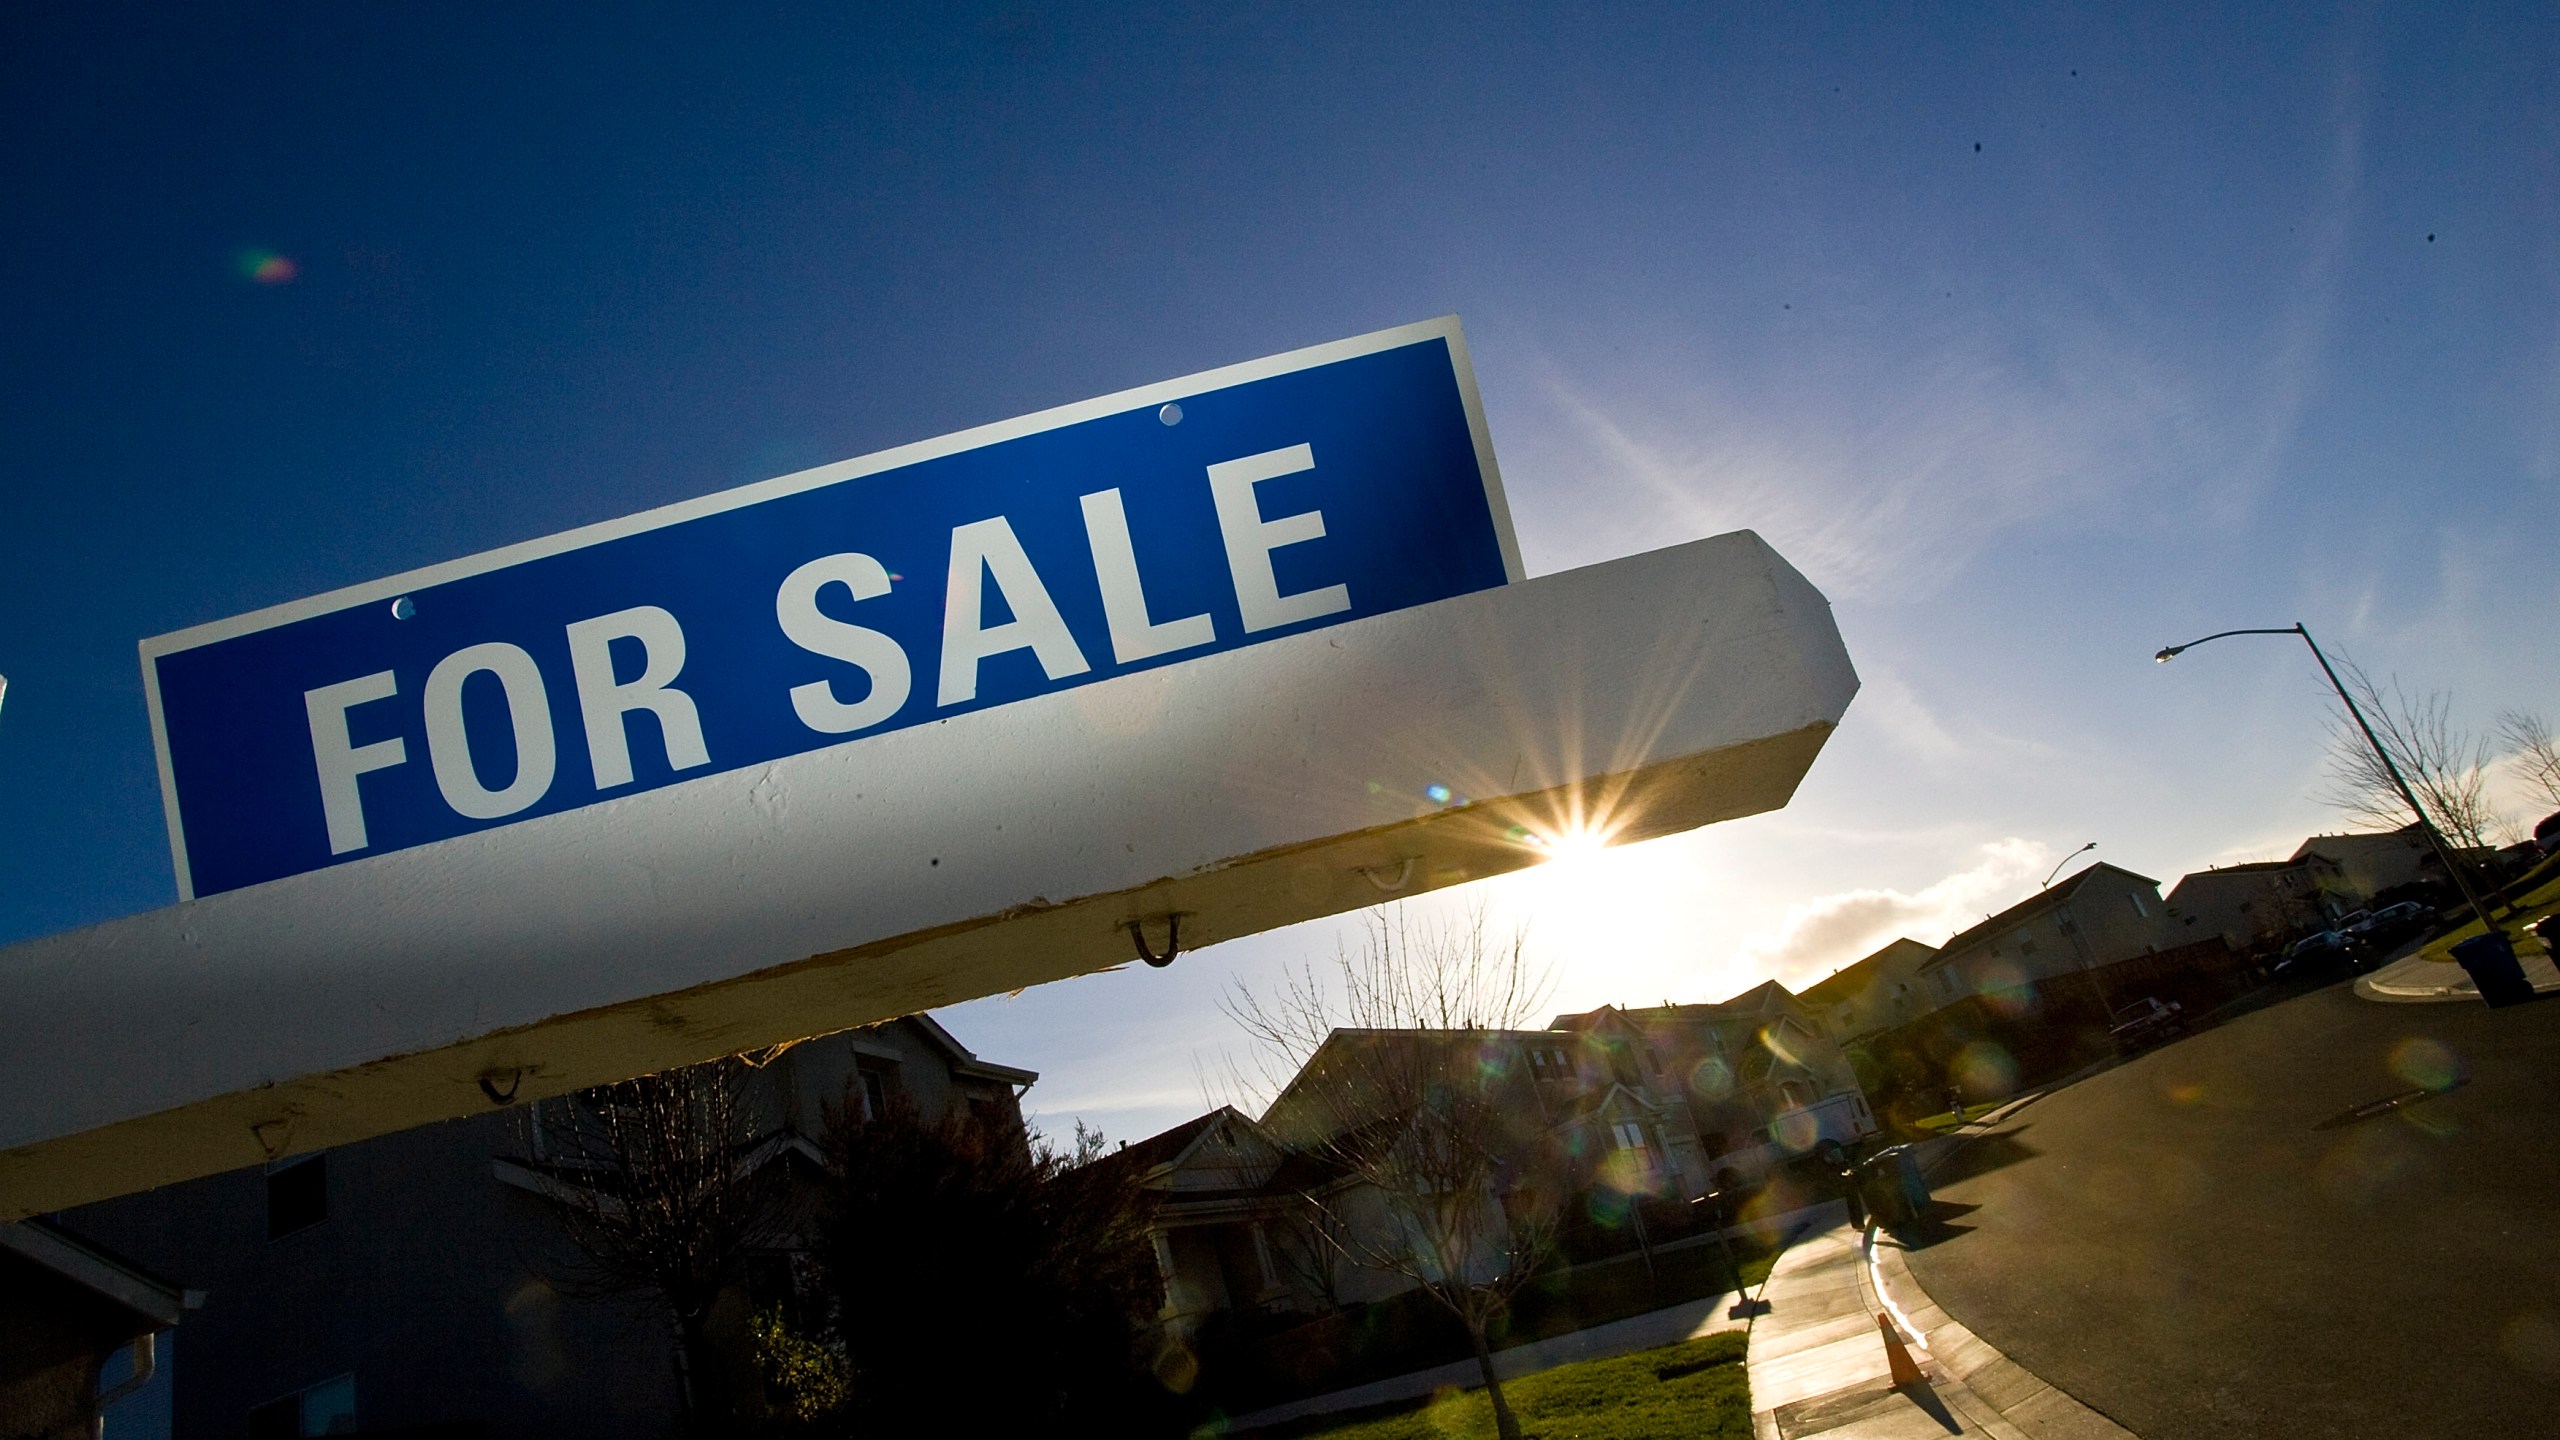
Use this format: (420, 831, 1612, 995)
(1730, 839, 2048, 987)
(1524, 313, 2213, 603)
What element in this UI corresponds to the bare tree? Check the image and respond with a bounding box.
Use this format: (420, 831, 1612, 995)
(524, 1057, 783, 1430)
(1223, 905, 1555, 1440)
(2500, 709, 2560, 813)
(2315, 660, 2509, 851)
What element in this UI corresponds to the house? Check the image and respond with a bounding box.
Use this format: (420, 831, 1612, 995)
(1124, 981, 1878, 1337)
(2164, 858, 2343, 952)
(57, 1016, 1032, 1440)
(1555, 986, 1876, 1192)
(1917, 862, 2175, 1014)
(1087, 1107, 1363, 1338)
(1800, 938, 1941, 1041)
(0, 1219, 188, 1440)
(2291, 827, 2431, 906)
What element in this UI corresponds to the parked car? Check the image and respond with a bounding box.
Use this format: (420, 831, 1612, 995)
(2536, 809, 2560, 858)
(2275, 929, 2363, 977)
(2108, 996, 2186, 1051)
(2332, 909, 2374, 935)
(2353, 900, 2437, 939)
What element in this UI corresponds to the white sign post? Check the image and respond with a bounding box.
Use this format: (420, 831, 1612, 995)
(0, 322, 1856, 1219)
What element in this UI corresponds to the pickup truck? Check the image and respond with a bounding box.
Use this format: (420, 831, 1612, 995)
(2108, 996, 2186, 1051)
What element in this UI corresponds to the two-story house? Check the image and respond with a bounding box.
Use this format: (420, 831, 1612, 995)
(1917, 862, 2175, 1016)
(57, 1015, 1032, 1440)
(1800, 938, 1940, 1042)
(2164, 858, 2342, 953)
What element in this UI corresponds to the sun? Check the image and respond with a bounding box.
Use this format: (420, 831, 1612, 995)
(1533, 822, 1615, 865)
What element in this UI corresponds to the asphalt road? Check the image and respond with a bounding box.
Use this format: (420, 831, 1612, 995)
(1901, 979, 2560, 1439)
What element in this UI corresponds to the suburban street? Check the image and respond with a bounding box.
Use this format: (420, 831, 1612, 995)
(1904, 979, 2560, 1438)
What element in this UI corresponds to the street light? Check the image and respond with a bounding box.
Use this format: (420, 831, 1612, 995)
(2153, 624, 2496, 934)
(2042, 841, 2096, 889)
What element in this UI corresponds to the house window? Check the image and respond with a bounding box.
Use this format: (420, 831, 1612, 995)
(858, 1069, 888, 1121)
(1611, 1121, 1649, 1153)
(248, 1374, 356, 1438)
(266, 1155, 327, 1240)
(2128, 892, 2150, 918)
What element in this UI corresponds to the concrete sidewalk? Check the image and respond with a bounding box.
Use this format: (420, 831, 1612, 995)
(1744, 1103, 2137, 1439)
(2358, 940, 2560, 1003)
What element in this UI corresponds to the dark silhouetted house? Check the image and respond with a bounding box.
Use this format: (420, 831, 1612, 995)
(1554, 986, 1876, 1193)
(57, 1016, 1031, 1440)
(1917, 863, 2174, 1013)
(2290, 827, 2431, 906)
(1800, 939, 1940, 1042)
(2164, 858, 2342, 952)
(1086, 1107, 1360, 1338)
(1118, 982, 1876, 1338)
(0, 1219, 186, 1440)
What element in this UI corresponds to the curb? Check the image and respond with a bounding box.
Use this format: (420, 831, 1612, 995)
(1866, 1228, 2135, 1438)
(1740, 1097, 2137, 1437)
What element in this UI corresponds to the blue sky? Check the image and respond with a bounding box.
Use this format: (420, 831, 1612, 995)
(4, 4, 2554, 1146)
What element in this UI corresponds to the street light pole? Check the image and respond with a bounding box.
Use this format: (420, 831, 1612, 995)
(2154, 623, 2498, 934)
(2043, 841, 2096, 889)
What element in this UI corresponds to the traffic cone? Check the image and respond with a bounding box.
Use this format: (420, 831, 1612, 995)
(1877, 1312, 1925, 1387)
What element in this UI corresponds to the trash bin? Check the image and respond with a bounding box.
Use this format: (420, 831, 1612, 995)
(1856, 1145, 1932, 1229)
(2451, 931, 2534, 1008)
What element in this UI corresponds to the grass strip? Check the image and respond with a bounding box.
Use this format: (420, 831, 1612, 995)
(1247, 1329, 1750, 1440)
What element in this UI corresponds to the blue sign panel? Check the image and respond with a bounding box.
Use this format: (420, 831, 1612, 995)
(143, 318, 1519, 899)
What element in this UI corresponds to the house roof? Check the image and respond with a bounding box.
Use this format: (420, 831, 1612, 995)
(1555, 1080, 1667, 1126)
(1799, 938, 1939, 1005)
(898, 1013, 1040, 1090)
(2179, 858, 2305, 877)
(2164, 860, 2317, 903)
(1261, 1026, 1547, 1127)
(1083, 1106, 1239, 1184)
(0, 1218, 188, 1329)
(1088, 1102, 1362, 1206)
(2290, 826, 2425, 862)
(1922, 862, 2161, 969)
(1551, 980, 1807, 1033)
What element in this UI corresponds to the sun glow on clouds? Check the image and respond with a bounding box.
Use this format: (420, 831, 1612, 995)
(1473, 831, 2054, 1018)
(1732, 838, 2048, 989)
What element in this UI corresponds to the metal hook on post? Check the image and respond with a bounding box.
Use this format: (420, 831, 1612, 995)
(1356, 857, 1418, 894)
(1129, 913, 1186, 968)
(477, 1068, 524, 1106)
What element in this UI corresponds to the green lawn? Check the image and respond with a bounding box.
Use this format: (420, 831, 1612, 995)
(2410, 868, 2560, 964)
(1246, 1330, 1751, 1440)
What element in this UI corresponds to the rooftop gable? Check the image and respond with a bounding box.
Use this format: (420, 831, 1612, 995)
(1924, 861, 2161, 967)
(1800, 938, 1938, 1004)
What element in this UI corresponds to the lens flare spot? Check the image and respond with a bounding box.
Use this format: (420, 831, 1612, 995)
(2389, 1037, 2466, 1093)
(1950, 1041, 2017, 1101)
(1973, 961, 2036, 1017)
(1150, 1337, 1199, 1393)
(237, 248, 299, 284)
(1689, 1056, 1735, 1101)
(2167, 1081, 2207, 1105)
(1771, 1106, 1822, 1154)
(2502, 1312, 2560, 1380)
(1424, 783, 1453, 805)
